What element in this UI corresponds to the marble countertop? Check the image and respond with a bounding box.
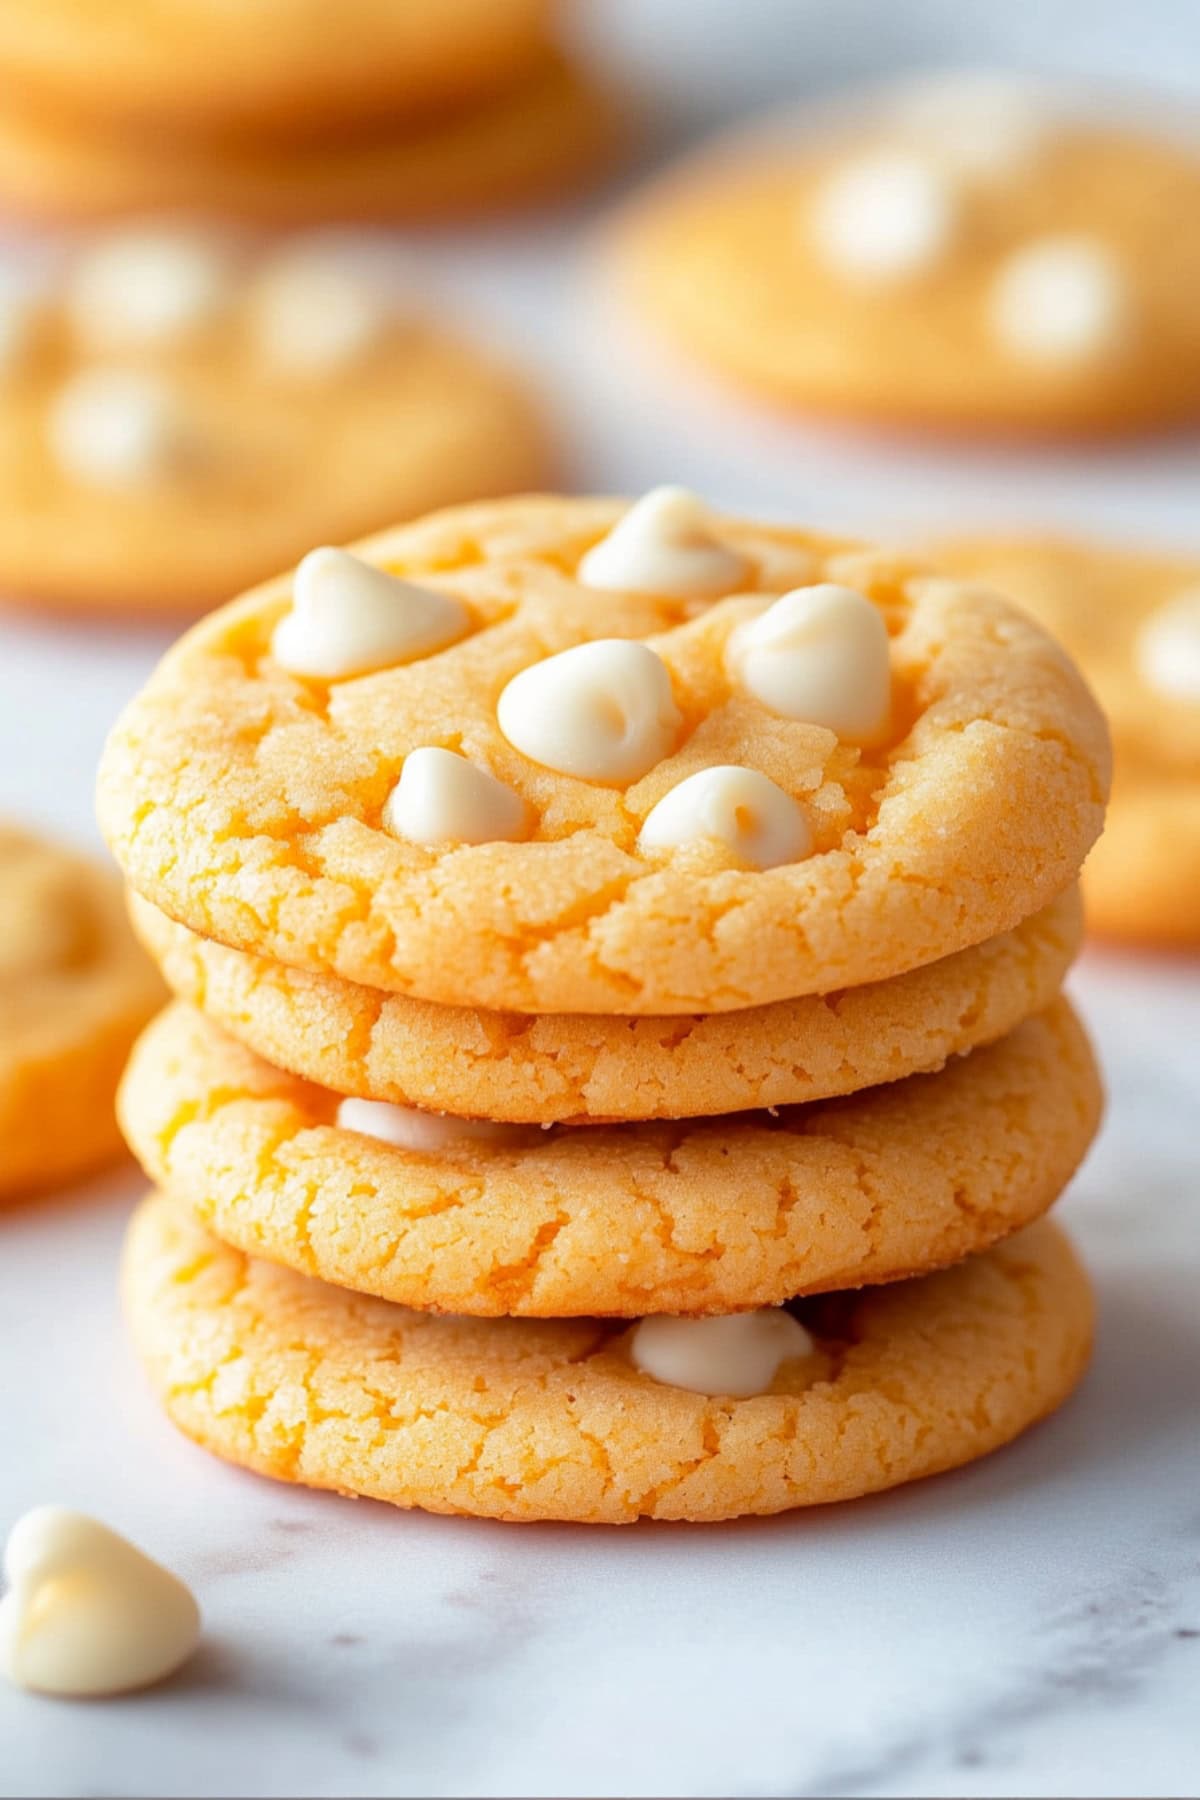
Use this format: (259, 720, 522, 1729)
(3, 11, 1200, 1792)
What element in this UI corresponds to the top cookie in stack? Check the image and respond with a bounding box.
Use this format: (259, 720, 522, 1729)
(103, 493, 1108, 1523)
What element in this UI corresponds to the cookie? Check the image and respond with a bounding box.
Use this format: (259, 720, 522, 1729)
(0, 823, 162, 1199)
(123, 1195, 1094, 1523)
(97, 494, 1110, 1014)
(118, 997, 1100, 1317)
(0, 0, 553, 140)
(129, 887, 1083, 1123)
(608, 79, 1200, 437)
(0, 52, 618, 227)
(0, 232, 547, 614)
(929, 536, 1200, 946)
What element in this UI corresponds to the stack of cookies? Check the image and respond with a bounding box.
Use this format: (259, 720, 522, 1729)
(99, 492, 1110, 1526)
(0, 0, 615, 226)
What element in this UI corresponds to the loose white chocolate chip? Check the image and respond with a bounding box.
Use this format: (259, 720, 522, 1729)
(892, 74, 1049, 180)
(272, 546, 469, 679)
(382, 746, 527, 846)
(577, 487, 750, 596)
(1136, 592, 1200, 702)
(0, 1507, 200, 1698)
(989, 236, 1127, 365)
(630, 1309, 814, 1398)
(730, 583, 891, 742)
(67, 228, 232, 352)
(252, 251, 385, 375)
(47, 368, 198, 489)
(337, 1096, 527, 1152)
(810, 152, 957, 282)
(497, 639, 682, 783)
(639, 765, 812, 869)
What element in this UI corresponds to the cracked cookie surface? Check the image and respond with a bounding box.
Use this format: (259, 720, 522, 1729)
(122, 1196, 1094, 1523)
(119, 998, 1100, 1317)
(930, 535, 1200, 945)
(97, 496, 1109, 1014)
(130, 887, 1081, 1121)
(1, 822, 162, 1198)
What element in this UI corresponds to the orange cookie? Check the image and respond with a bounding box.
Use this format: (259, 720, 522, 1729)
(609, 79, 1200, 437)
(118, 998, 1100, 1318)
(0, 52, 619, 226)
(97, 494, 1109, 1015)
(929, 535, 1200, 946)
(0, 822, 162, 1199)
(130, 888, 1083, 1122)
(123, 1196, 1094, 1524)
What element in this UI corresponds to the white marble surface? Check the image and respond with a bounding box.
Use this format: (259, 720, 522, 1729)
(3, 8, 1200, 1794)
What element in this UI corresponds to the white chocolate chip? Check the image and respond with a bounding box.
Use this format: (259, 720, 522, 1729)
(989, 236, 1127, 365)
(630, 1309, 814, 1398)
(67, 228, 232, 352)
(891, 73, 1049, 181)
(497, 639, 681, 784)
(382, 746, 527, 846)
(1136, 591, 1200, 702)
(337, 1096, 527, 1152)
(272, 546, 468, 680)
(47, 368, 198, 489)
(810, 152, 957, 282)
(251, 251, 386, 375)
(0, 1507, 200, 1698)
(638, 765, 812, 869)
(729, 583, 891, 742)
(578, 487, 750, 597)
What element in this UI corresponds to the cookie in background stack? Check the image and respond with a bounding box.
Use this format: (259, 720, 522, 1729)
(0, 228, 548, 615)
(100, 492, 1109, 1524)
(0, 3, 618, 224)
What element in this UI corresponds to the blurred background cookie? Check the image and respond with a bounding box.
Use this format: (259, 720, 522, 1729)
(607, 74, 1200, 437)
(0, 228, 549, 613)
(0, 821, 162, 1200)
(930, 535, 1200, 946)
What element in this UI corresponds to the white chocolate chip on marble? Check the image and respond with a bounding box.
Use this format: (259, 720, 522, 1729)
(251, 251, 386, 375)
(810, 152, 958, 282)
(47, 368, 199, 489)
(639, 765, 812, 869)
(891, 73, 1050, 181)
(382, 746, 528, 846)
(272, 547, 469, 679)
(729, 583, 891, 742)
(67, 228, 233, 353)
(497, 639, 682, 783)
(989, 236, 1127, 365)
(0, 1507, 200, 1698)
(1136, 591, 1200, 703)
(578, 487, 751, 597)
(630, 1309, 814, 1398)
(337, 1096, 528, 1152)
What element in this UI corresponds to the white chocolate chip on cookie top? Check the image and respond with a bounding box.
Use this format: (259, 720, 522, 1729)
(630, 1309, 815, 1398)
(639, 765, 812, 869)
(47, 368, 200, 489)
(251, 249, 387, 375)
(272, 546, 469, 679)
(730, 583, 892, 742)
(578, 486, 751, 596)
(382, 746, 527, 846)
(67, 227, 233, 353)
(1136, 591, 1200, 703)
(989, 235, 1128, 365)
(810, 151, 958, 282)
(0, 1507, 200, 1698)
(497, 637, 682, 783)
